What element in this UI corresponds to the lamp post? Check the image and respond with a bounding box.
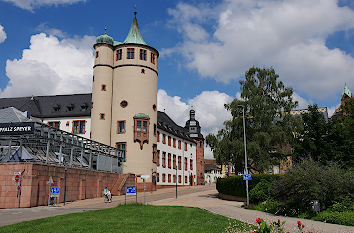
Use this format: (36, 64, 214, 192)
(238, 105, 249, 207)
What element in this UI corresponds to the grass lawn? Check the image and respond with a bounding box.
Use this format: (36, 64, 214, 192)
(0, 204, 252, 233)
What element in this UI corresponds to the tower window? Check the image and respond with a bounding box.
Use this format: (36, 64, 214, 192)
(134, 116, 150, 149)
(120, 100, 128, 108)
(116, 142, 126, 162)
(141, 69, 145, 74)
(117, 120, 125, 134)
(151, 53, 155, 64)
(72, 120, 85, 134)
(93, 76, 95, 82)
(99, 113, 105, 120)
(116, 49, 122, 61)
(140, 49, 147, 60)
(154, 124, 156, 136)
(127, 48, 134, 59)
(101, 84, 106, 91)
(95, 51, 99, 58)
(152, 104, 157, 111)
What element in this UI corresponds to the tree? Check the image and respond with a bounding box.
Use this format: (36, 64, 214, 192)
(294, 103, 354, 168)
(206, 67, 300, 173)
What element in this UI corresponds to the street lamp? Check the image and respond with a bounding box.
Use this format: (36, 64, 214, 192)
(238, 105, 249, 207)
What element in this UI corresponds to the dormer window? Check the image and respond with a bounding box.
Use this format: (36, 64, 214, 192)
(53, 105, 61, 112)
(67, 104, 74, 111)
(81, 104, 88, 111)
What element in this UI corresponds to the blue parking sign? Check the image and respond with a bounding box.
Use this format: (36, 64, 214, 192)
(126, 186, 136, 196)
(50, 186, 60, 197)
(243, 174, 252, 180)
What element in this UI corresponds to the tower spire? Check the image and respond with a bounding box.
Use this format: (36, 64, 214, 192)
(123, 7, 147, 45)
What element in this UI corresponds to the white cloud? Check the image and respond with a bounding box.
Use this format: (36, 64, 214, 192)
(167, 0, 354, 100)
(0, 25, 6, 43)
(293, 92, 311, 109)
(1, 33, 95, 97)
(2, 0, 86, 11)
(157, 89, 233, 159)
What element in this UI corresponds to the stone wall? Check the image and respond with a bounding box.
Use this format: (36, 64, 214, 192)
(0, 163, 123, 209)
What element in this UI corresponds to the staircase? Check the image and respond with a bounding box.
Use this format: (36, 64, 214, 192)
(111, 173, 136, 196)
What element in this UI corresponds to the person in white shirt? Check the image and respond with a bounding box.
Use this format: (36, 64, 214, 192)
(103, 187, 112, 203)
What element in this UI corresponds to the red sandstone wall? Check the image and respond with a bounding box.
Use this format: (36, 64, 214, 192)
(0, 163, 122, 209)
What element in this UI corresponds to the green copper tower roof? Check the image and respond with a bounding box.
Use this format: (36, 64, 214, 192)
(123, 12, 147, 45)
(96, 26, 114, 46)
(342, 83, 352, 97)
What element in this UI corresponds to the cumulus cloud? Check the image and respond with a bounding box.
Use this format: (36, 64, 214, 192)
(0, 25, 6, 43)
(2, 0, 86, 11)
(167, 0, 354, 100)
(157, 89, 233, 159)
(0, 33, 95, 97)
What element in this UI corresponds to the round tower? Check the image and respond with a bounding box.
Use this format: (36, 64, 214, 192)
(91, 28, 114, 145)
(110, 12, 158, 190)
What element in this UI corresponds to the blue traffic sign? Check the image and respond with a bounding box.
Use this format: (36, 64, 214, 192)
(50, 187, 60, 194)
(126, 186, 136, 196)
(243, 174, 252, 180)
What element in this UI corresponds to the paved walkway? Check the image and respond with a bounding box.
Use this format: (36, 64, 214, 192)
(0, 185, 353, 233)
(150, 187, 354, 233)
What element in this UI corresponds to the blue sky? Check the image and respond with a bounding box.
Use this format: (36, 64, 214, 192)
(0, 0, 353, 140)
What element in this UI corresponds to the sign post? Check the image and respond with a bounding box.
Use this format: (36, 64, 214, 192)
(14, 173, 22, 208)
(125, 186, 137, 205)
(140, 175, 150, 205)
(49, 187, 60, 206)
(47, 176, 54, 206)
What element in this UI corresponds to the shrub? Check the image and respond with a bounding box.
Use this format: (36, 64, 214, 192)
(217, 174, 279, 198)
(312, 210, 354, 226)
(329, 195, 354, 212)
(254, 199, 289, 216)
(249, 179, 271, 204)
(270, 159, 353, 212)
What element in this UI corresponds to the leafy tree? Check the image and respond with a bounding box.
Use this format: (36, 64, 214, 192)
(294, 103, 354, 168)
(206, 67, 300, 173)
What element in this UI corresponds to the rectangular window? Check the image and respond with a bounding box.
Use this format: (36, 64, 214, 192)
(137, 120, 141, 132)
(100, 113, 105, 120)
(168, 153, 171, 168)
(127, 48, 135, 59)
(143, 121, 147, 133)
(116, 49, 122, 60)
(178, 175, 181, 183)
(140, 49, 147, 60)
(173, 138, 176, 148)
(168, 136, 171, 146)
(151, 53, 155, 64)
(173, 175, 176, 183)
(178, 156, 181, 170)
(48, 121, 60, 129)
(73, 120, 85, 134)
(95, 51, 99, 58)
(116, 142, 126, 162)
(185, 158, 188, 171)
(178, 140, 181, 150)
(185, 176, 188, 183)
(162, 134, 166, 144)
(173, 154, 176, 169)
(118, 121, 125, 134)
(157, 173, 160, 183)
(157, 131, 160, 142)
(168, 174, 171, 183)
(154, 124, 157, 136)
(162, 152, 166, 168)
(190, 159, 193, 170)
(157, 150, 160, 167)
(185, 142, 187, 151)
(162, 174, 166, 182)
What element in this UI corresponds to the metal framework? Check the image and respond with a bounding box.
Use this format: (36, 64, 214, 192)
(0, 122, 123, 173)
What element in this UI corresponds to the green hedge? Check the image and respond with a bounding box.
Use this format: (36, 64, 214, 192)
(216, 174, 279, 198)
(312, 210, 354, 226)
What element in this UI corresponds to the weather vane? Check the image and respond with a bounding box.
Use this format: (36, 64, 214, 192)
(104, 25, 107, 34)
(134, 5, 137, 16)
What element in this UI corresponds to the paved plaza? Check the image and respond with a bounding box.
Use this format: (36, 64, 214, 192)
(0, 185, 353, 233)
